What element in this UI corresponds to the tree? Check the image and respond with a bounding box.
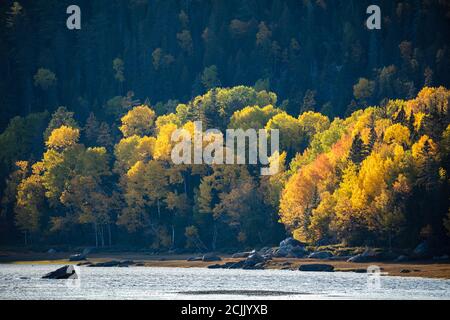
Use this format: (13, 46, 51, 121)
(119, 105, 156, 137)
(33, 68, 57, 90)
(301, 90, 317, 113)
(201, 65, 221, 90)
(349, 133, 365, 165)
(46, 126, 80, 151)
(266, 112, 304, 157)
(15, 174, 46, 244)
(44, 107, 78, 140)
(353, 78, 375, 105)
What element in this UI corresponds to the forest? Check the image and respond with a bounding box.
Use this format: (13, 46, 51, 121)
(0, 0, 449, 252)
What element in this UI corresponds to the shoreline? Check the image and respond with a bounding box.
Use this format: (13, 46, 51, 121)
(1, 251, 450, 280)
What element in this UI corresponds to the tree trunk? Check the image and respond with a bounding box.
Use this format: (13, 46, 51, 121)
(101, 225, 105, 247)
(157, 199, 161, 219)
(212, 222, 217, 251)
(108, 224, 112, 247)
(94, 223, 98, 248)
(171, 224, 175, 248)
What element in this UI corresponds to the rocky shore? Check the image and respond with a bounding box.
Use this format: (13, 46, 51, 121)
(2, 238, 450, 280)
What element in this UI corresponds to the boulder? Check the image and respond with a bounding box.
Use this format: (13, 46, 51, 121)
(253, 262, 266, 269)
(308, 251, 333, 260)
(202, 253, 222, 262)
(187, 256, 203, 261)
(288, 246, 308, 258)
(276, 237, 308, 258)
(243, 253, 264, 268)
(413, 241, 430, 257)
(42, 265, 78, 279)
(298, 264, 334, 272)
(69, 254, 86, 262)
(228, 260, 245, 269)
(347, 248, 379, 263)
(273, 247, 289, 258)
(207, 264, 222, 269)
(400, 269, 411, 273)
(280, 237, 304, 248)
(231, 251, 251, 258)
(88, 260, 121, 267)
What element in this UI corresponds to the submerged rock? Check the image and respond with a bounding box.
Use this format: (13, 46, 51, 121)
(298, 264, 334, 272)
(42, 265, 78, 279)
(88, 260, 134, 267)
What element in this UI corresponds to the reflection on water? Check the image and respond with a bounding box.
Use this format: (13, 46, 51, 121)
(0, 264, 449, 300)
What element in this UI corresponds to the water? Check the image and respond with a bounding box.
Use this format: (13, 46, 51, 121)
(0, 264, 449, 300)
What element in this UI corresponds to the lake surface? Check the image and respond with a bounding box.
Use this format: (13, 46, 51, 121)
(0, 264, 449, 300)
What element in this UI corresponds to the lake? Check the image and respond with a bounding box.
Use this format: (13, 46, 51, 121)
(0, 264, 449, 300)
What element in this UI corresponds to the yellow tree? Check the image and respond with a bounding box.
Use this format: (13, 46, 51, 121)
(119, 105, 156, 137)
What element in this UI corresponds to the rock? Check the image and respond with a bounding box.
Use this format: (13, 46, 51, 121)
(400, 269, 411, 273)
(335, 268, 367, 273)
(243, 253, 264, 268)
(119, 260, 135, 267)
(42, 265, 78, 279)
(347, 254, 365, 263)
(308, 251, 333, 260)
(258, 247, 274, 255)
(253, 262, 266, 269)
(288, 246, 308, 258)
(202, 253, 222, 262)
(298, 264, 334, 272)
(77, 261, 92, 266)
(135, 263, 145, 266)
(262, 254, 273, 260)
(276, 237, 308, 258)
(394, 255, 409, 262)
(47, 248, 56, 254)
(328, 255, 352, 261)
(231, 252, 251, 258)
(413, 241, 430, 257)
(187, 256, 203, 261)
(347, 249, 379, 263)
(207, 264, 222, 269)
(273, 247, 289, 258)
(281, 261, 291, 266)
(279, 237, 304, 248)
(69, 254, 86, 262)
(88, 260, 121, 267)
(228, 260, 245, 269)
(432, 254, 449, 261)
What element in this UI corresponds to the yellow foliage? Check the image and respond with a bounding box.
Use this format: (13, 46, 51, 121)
(383, 123, 411, 147)
(46, 126, 79, 150)
(119, 105, 156, 137)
